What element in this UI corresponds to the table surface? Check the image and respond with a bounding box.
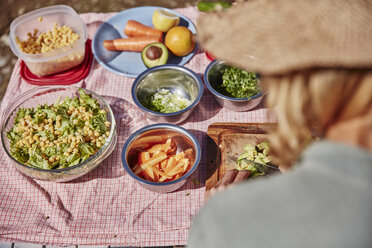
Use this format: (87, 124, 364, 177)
(0, 7, 275, 247)
(0, 242, 184, 248)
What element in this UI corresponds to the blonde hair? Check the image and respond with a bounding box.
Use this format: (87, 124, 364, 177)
(262, 69, 372, 167)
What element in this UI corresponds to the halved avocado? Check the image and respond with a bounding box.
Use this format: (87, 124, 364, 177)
(141, 42, 169, 68)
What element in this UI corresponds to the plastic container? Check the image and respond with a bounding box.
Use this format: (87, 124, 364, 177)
(9, 5, 88, 77)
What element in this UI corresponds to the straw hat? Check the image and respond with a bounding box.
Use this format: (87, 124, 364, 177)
(197, 0, 372, 75)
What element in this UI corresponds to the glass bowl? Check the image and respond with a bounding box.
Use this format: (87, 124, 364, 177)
(0, 86, 117, 182)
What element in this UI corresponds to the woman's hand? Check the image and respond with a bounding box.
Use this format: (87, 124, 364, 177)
(208, 169, 251, 197)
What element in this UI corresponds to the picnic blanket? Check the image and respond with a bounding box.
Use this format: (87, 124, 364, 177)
(0, 7, 276, 246)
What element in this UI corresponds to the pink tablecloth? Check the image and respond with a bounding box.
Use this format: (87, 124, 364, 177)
(0, 7, 276, 247)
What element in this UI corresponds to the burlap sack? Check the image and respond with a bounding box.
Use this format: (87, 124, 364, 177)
(197, 0, 372, 75)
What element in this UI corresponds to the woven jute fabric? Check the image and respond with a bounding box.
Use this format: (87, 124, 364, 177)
(197, 0, 372, 75)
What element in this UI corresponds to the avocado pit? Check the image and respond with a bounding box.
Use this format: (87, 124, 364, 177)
(146, 46, 163, 60)
(141, 42, 169, 68)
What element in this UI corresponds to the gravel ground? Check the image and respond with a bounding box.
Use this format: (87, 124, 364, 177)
(0, 0, 200, 105)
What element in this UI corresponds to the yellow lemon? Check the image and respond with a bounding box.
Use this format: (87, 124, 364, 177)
(152, 9, 180, 32)
(165, 26, 195, 57)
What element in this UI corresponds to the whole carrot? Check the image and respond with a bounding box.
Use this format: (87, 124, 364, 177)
(124, 20, 163, 39)
(103, 35, 163, 52)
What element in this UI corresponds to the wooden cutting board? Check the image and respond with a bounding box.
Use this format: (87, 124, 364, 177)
(206, 122, 276, 192)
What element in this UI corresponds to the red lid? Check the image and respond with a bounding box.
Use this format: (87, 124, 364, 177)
(20, 39, 93, 85)
(205, 51, 216, 61)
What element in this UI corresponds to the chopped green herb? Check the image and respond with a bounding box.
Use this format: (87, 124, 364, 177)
(219, 66, 260, 99)
(192, 178, 200, 185)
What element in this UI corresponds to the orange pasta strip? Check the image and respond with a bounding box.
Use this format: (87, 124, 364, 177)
(134, 152, 167, 174)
